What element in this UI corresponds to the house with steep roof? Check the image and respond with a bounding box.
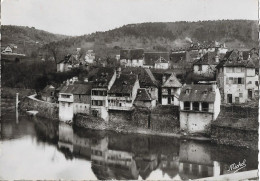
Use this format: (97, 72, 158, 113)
(88, 67, 117, 120)
(144, 52, 169, 69)
(216, 50, 259, 103)
(120, 49, 144, 67)
(41, 85, 56, 103)
(134, 88, 156, 108)
(58, 83, 93, 122)
(122, 67, 159, 101)
(85, 50, 95, 64)
(108, 74, 140, 111)
(179, 84, 221, 133)
(57, 54, 78, 72)
(161, 74, 182, 105)
(193, 52, 225, 78)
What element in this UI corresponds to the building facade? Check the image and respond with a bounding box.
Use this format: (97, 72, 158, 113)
(120, 49, 144, 67)
(108, 74, 140, 111)
(161, 74, 182, 105)
(179, 84, 221, 133)
(216, 50, 259, 103)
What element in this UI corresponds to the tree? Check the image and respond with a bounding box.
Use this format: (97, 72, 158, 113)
(45, 42, 66, 64)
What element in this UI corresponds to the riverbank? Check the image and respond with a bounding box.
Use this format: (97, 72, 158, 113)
(74, 113, 211, 141)
(211, 104, 259, 150)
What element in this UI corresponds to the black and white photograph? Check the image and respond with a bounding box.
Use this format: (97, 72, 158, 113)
(0, 0, 259, 180)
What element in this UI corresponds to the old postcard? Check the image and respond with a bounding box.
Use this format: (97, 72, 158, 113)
(0, 0, 259, 180)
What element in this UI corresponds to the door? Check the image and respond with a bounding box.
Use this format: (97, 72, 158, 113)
(248, 89, 253, 99)
(168, 97, 171, 104)
(227, 94, 232, 103)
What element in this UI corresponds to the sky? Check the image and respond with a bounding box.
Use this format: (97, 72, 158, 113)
(1, 0, 259, 36)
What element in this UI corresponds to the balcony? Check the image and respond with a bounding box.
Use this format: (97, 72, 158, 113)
(108, 105, 133, 111)
(58, 95, 73, 102)
(108, 96, 131, 101)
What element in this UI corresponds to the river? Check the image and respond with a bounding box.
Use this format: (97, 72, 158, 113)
(0, 111, 258, 180)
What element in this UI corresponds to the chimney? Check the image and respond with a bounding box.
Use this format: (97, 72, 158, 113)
(117, 67, 121, 78)
(212, 83, 217, 92)
(162, 75, 166, 83)
(215, 55, 219, 63)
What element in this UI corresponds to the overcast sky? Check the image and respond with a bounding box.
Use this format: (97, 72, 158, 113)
(2, 0, 259, 36)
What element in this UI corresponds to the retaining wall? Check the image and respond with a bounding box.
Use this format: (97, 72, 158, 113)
(20, 94, 58, 120)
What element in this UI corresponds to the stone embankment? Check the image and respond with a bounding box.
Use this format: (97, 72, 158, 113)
(20, 94, 58, 120)
(211, 105, 258, 150)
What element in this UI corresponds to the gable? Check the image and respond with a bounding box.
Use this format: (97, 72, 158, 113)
(162, 74, 182, 88)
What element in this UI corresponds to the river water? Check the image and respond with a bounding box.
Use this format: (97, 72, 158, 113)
(0, 111, 258, 180)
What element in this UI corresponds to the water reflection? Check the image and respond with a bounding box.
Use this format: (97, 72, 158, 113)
(0, 113, 258, 180)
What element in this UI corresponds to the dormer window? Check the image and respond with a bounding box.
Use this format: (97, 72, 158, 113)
(186, 89, 191, 94)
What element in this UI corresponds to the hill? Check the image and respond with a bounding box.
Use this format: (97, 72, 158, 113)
(41, 20, 258, 59)
(1, 25, 69, 57)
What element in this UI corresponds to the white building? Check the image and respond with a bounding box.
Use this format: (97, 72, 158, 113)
(154, 56, 170, 69)
(108, 74, 140, 111)
(85, 50, 95, 64)
(179, 84, 221, 133)
(161, 73, 182, 105)
(89, 67, 117, 121)
(58, 83, 92, 122)
(120, 49, 144, 67)
(216, 50, 259, 103)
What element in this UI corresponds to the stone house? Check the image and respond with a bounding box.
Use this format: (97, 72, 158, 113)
(122, 67, 159, 102)
(193, 52, 225, 79)
(144, 52, 169, 69)
(120, 49, 144, 67)
(85, 50, 95, 64)
(57, 54, 78, 72)
(134, 88, 156, 109)
(41, 85, 56, 103)
(88, 67, 117, 121)
(58, 83, 92, 122)
(216, 50, 259, 103)
(179, 84, 221, 133)
(161, 73, 182, 105)
(108, 74, 140, 111)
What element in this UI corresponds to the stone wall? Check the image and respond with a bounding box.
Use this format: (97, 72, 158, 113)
(131, 107, 150, 128)
(211, 125, 258, 150)
(109, 110, 133, 124)
(20, 95, 58, 120)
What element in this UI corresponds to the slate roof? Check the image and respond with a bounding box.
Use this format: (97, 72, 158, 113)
(108, 74, 137, 94)
(179, 84, 216, 103)
(59, 83, 92, 95)
(121, 67, 158, 87)
(193, 52, 225, 65)
(162, 74, 182, 88)
(216, 50, 256, 69)
(120, 49, 144, 60)
(135, 88, 152, 101)
(170, 52, 186, 63)
(144, 52, 169, 65)
(88, 67, 115, 88)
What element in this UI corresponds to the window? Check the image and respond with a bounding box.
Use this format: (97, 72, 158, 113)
(235, 97, 239, 103)
(198, 65, 202, 71)
(202, 102, 209, 112)
(62, 102, 65, 107)
(239, 93, 243, 98)
(255, 81, 258, 86)
(193, 102, 199, 111)
(238, 78, 244, 84)
(248, 81, 252, 84)
(186, 89, 191, 94)
(236, 67, 242, 73)
(184, 102, 190, 110)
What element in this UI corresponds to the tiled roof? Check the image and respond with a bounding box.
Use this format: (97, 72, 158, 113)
(144, 52, 169, 65)
(60, 83, 92, 95)
(193, 52, 225, 65)
(122, 67, 158, 87)
(88, 67, 115, 88)
(216, 50, 256, 68)
(179, 84, 216, 103)
(170, 52, 186, 63)
(120, 49, 144, 60)
(108, 74, 137, 94)
(135, 88, 152, 101)
(162, 74, 182, 88)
